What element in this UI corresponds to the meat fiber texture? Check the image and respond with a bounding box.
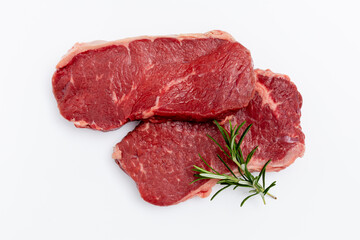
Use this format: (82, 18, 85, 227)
(113, 69, 305, 206)
(52, 30, 255, 131)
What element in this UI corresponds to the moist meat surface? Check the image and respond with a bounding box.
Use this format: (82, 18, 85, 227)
(52, 31, 254, 131)
(113, 69, 305, 206)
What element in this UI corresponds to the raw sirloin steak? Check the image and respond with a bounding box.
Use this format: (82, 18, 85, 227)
(113, 69, 305, 206)
(52, 30, 255, 131)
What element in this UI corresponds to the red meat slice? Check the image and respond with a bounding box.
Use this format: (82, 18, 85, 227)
(113, 69, 305, 206)
(52, 30, 255, 131)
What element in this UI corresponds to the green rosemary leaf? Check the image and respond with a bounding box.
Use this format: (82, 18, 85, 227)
(236, 121, 246, 149)
(258, 160, 272, 187)
(243, 163, 253, 182)
(211, 185, 231, 201)
(263, 181, 276, 196)
(246, 146, 258, 164)
(240, 193, 258, 207)
(189, 178, 206, 184)
(214, 120, 230, 145)
(237, 124, 252, 150)
(236, 143, 245, 165)
(207, 135, 230, 158)
(217, 154, 236, 178)
(192, 165, 211, 173)
(234, 121, 245, 138)
(198, 154, 220, 174)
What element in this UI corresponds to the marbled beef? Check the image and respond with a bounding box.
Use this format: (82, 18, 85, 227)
(52, 31, 254, 131)
(113, 69, 305, 206)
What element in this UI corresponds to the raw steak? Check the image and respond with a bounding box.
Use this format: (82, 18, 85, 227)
(113, 69, 305, 206)
(52, 30, 255, 131)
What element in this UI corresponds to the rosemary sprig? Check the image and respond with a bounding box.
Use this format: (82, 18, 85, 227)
(191, 120, 277, 206)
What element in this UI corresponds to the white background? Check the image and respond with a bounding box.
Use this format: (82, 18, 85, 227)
(1, 0, 359, 239)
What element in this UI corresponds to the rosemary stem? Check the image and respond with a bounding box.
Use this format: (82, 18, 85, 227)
(266, 192, 277, 199)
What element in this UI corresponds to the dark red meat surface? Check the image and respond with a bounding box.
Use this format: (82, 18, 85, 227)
(113, 69, 305, 206)
(52, 31, 254, 131)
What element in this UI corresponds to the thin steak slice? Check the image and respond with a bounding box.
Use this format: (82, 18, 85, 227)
(113, 69, 305, 206)
(52, 30, 255, 131)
